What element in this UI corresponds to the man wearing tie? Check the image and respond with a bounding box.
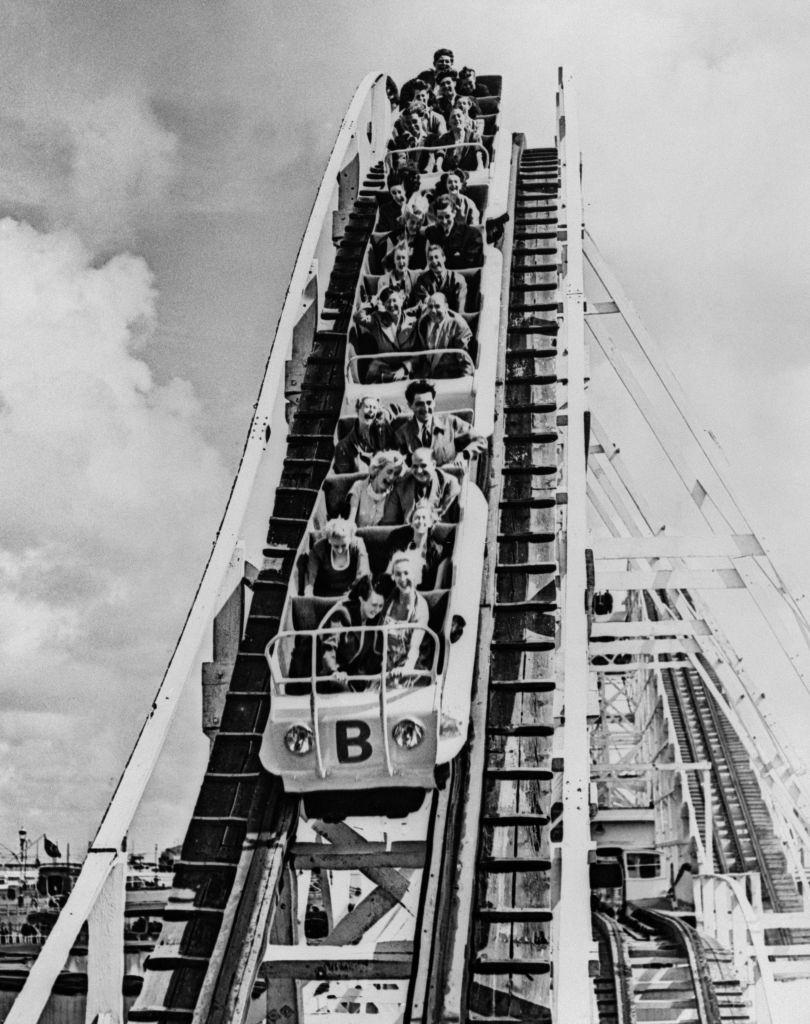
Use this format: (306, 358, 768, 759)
(394, 379, 485, 468)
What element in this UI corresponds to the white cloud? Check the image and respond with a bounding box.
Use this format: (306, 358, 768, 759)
(0, 218, 226, 846)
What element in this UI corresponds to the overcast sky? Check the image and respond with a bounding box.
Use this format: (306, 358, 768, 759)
(1, 0, 809, 855)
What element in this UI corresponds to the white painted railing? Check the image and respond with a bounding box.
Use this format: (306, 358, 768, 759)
(695, 872, 780, 1024)
(6, 70, 392, 1024)
(554, 66, 596, 1023)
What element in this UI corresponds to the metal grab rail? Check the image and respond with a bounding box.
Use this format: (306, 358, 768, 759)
(347, 348, 476, 383)
(385, 141, 490, 175)
(269, 622, 440, 779)
(265, 622, 441, 692)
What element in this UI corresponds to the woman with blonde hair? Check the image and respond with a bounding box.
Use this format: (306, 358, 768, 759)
(378, 550, 431, 686)
(304, 518, 370, 598)
(385, 498, 454, 590)
(347, 450, 405, 528)
(377, 193, 430, 271)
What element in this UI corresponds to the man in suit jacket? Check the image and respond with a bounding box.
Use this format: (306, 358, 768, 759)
(424, 196, 483, 269)
(411, 293, 473, 379)
(394, 379, 485, 467)
(382, 447, 460, 524)
(412, 242, 467, 312)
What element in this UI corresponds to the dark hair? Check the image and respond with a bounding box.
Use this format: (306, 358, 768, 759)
(399, 77, 428, 106)
(379, 284, 405, 303)
(433, 48, 454, 64)
(405, 379, 436, 405)
(386, 76, 400, 107)
(433, 195, 456, 214)
(436, 68, 458, 85)
(388, 164, 420, 198)
(459, 66, 476, 78)
(435, 169, 468, 196)
(347, 574, 380, 604)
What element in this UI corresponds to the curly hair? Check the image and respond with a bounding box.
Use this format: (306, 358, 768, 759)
(323, 518, 357, 544)
(368, 450, 405, 481)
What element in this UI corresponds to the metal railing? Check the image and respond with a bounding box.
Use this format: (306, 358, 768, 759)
(385, 140, 490, 176)
(347, 348, 476, 383)
(266, 622, 441, 779)
(266, 622, 440, 693)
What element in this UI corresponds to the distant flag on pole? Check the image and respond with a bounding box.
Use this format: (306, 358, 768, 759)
(43, 836, 61, 859)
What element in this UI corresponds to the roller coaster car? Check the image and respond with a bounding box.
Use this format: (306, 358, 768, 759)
(257, 73, 501, 797)
(259, 474, 487, 793)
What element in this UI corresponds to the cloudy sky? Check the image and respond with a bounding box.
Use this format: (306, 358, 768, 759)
(1, 0, 809, 855)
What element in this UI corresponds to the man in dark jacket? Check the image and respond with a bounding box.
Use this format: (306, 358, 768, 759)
(394, 379, 485, 467)
(412, 243, 467, 312)
(416, 48, 455, 89)
(424, 196, 483, 269)
(458, 67, 492, 98)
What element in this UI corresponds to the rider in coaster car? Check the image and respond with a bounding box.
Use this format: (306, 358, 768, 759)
(394, 379, 486, 468)
(305, 518, 371, 598)
(317, 574, 386, 691)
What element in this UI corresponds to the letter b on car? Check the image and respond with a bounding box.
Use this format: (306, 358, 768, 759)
(335, 720, 373, 763)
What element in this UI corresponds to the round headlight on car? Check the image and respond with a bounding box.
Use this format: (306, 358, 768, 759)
(284, 724, 314, 755)
(392, 719, 424, 749)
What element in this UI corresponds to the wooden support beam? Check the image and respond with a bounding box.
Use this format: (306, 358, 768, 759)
(591, 638, 700, 657)
(593, 534, 763, 559)
(291, 841, 425, 870)
(311, 820, 416, 901)
(585, 300, 619, 315)
(591, 659, 694, 673)
(597, 568, 744, 590)
(591, 620, 711, 638)
(262, 942, 413, 980)
(320, 886, 399, 946)
(86, 856, 126, 1024)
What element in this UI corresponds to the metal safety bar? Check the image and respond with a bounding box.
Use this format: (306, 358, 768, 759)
(265, 622, 441, 692)
(385, 141, 490, 175)
(347, 348, 476, 383)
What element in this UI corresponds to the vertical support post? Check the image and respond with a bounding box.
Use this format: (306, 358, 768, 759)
(85, 853, 126, 1024)
(554, 67, 594, 1022)
(702, 768, 713, 873)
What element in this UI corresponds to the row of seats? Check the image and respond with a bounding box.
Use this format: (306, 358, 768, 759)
(360, 268, 482, 313)
(268, 73, 503, 691)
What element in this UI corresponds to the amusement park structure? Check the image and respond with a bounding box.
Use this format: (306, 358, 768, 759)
(7, 65, 810, 1024)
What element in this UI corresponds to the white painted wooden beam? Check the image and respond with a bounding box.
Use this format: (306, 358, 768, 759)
(591, 639, 701, 656)
(591, 620, 710, 638)
(554, 67, 595, 1024)
(262, 942, 413, 980)
(593, 534, 763, 559)
(86, 857, 126, 1024)
(597, 569, 744, 590)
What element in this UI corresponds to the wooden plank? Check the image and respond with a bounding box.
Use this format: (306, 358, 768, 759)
(591, 620, 710, 638)
(590, 638, 700, 657)
(555, 70, 593, 1024)
(320, 886, 398, 946)
(311, 821, 414, 902)
(590, 659, 694, 672)
(262, 942, 413, 980)
(593, 534, 763, 559)
(597, 569, 744, 590)
(291, 842, 425, 870)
